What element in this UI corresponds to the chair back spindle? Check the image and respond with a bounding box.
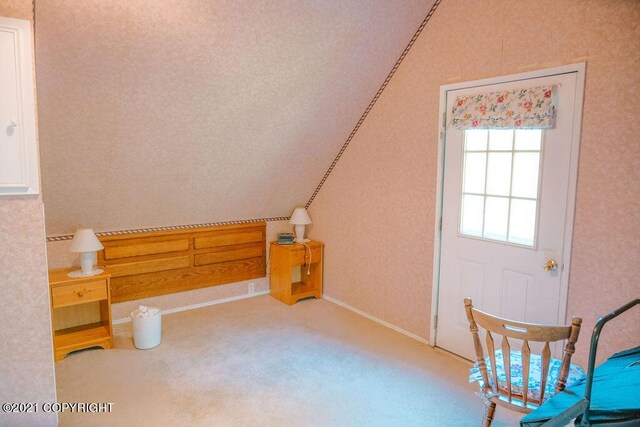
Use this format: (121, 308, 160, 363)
(485, 331, 499, 394)
(501, 336, 512, 402)
(521, 340, 531, 407)
(539, 342, 551, 404)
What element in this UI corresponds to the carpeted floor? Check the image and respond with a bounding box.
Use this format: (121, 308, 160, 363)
(55, 295, 521, 426)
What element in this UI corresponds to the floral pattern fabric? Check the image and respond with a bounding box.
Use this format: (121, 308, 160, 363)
(450, 85, 557, 129)
(469, 349, 585, 402)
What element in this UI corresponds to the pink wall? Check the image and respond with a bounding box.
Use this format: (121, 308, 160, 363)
(309, 0, 640, 367)
(34, 0, 432, 236)
(0, 3, 57, 425)
(0, 0, 31, 19)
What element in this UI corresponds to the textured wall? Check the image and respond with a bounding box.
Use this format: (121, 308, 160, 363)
(34, 0, 434, 236)
(0, 4, 57, 426)
(0, 199, 57, 427)
(0, 0, 32, 20)
(309, 0, 640, 367)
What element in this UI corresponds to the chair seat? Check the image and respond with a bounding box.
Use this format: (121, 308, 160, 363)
(470, 350, 585, 403)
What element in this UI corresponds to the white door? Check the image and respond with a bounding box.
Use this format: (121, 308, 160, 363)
(434, 68, 584, 360)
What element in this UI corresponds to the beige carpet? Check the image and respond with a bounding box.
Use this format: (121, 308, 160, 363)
(55, 295, 521, 426)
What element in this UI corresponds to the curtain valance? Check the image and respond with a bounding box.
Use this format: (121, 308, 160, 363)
(450, 85, 557, 129)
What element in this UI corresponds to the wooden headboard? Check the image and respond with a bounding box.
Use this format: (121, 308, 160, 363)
(97, 222, 266, 303)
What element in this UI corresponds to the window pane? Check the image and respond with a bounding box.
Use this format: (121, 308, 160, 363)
(509, 199, 537, 246)
(515, 129, 542, 150)
(460, 129, 541, 247)
(512, 153, 540, 198)
(488, 129, 513, 150)
(465, 130, 488, 151)
(461, 195, 484, 237)
(483, 197, 508, 241)
(485, 153, 512, 196)
(463, 153, 487, 194)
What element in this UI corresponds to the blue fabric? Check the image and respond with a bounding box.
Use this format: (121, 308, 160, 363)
(470, 350, 585, 402)
(521, 346, 640, 426)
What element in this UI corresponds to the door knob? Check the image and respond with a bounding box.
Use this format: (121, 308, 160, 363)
(543, 259, 558, 272)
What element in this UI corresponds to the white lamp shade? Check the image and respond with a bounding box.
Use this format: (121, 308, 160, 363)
(289, 207, 312, 225)
(68, 228, 104, 252)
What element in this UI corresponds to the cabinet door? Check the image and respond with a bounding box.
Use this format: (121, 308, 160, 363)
(0, 17, 38, 196)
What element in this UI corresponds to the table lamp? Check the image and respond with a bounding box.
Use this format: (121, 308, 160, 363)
(289, 207, 312, 243)
(68, 228, 104, 278)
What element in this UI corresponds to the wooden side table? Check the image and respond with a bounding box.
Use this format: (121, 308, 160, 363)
(269, 240, 323, 305)
(48, 267, 113, 361)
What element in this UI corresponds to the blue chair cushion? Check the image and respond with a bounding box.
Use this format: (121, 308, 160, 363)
(470, 350, 585, 402)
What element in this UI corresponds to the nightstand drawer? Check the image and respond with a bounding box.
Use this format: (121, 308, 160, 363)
(291, 246, 322, 266)
(51, 279, 108, 308)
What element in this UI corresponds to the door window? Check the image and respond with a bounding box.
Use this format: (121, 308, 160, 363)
(459, 129, 543, 246)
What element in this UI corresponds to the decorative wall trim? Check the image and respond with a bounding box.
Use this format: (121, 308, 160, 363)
(46, 217, 289, 242)
(305, 0, 443, 208)
(324, 295, 430, 345)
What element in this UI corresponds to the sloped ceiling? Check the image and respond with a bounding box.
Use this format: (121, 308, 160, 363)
(35, 0, 436, 235)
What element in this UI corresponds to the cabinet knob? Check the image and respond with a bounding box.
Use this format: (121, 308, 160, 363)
(77, 290, 85, 298)
(10, 118, 17, 127)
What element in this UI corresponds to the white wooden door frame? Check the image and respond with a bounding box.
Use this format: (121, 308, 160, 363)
(429, 63, 586, 347)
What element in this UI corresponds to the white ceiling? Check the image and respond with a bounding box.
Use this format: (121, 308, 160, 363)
(35, 0, 436, 235)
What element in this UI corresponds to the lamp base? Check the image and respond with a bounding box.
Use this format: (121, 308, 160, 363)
(67, 268, 104, 278)
(293, 224, 310, 244)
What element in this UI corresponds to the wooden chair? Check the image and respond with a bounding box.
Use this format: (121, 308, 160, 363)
(464, 298, 583, 427)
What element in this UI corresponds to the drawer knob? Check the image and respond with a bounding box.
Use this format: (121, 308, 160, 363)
(77, 291, 85, 298)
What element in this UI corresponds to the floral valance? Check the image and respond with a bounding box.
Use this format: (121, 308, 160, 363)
(450, 85, 557, 129)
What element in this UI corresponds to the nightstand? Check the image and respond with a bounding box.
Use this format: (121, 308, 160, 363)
(269, 241, 323, 305)
(48, 267, 113, 361)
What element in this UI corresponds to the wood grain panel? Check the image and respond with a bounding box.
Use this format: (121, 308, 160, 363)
(98, 222, 266, 303)
(290, 245, 323, 266)
(51, 279, 108, 308)
(104, 239, 189, 259)
(194, 247, 263, 266)
(54, 322, 110, 348)
(110, 258, 265, 303)
(98, 222, 262, 241)
(53, 302, 101, 331)
(107, 256, 190, 278)
(194, 230, 263, 249)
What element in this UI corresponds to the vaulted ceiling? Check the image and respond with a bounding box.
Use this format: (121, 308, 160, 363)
(35, 0, 436, 235)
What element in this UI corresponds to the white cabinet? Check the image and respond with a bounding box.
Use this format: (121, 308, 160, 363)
(0, 17, 38, 196)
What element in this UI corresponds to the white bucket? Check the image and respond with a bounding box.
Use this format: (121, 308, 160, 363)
(131, 306, 162, 350)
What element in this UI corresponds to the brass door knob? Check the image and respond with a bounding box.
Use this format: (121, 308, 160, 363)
(544, 259, 558, 272)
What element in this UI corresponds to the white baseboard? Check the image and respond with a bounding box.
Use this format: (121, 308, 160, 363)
(112, 290, 270, 325)
(323, 295, 430, 345)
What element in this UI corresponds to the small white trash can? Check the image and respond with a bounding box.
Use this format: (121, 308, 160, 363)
(131, 306, 162, 350)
